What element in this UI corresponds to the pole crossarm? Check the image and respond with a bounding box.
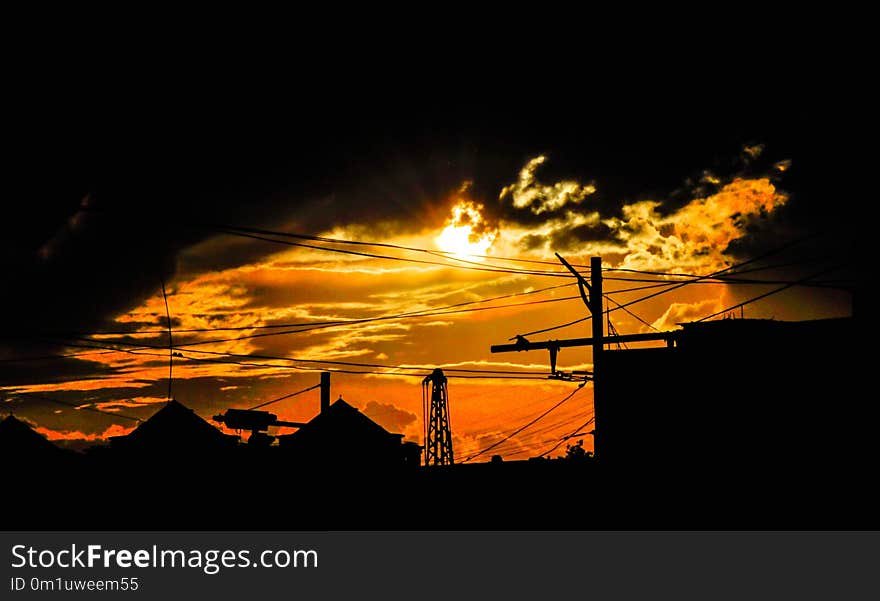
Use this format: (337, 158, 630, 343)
(490, 331, 675, 354)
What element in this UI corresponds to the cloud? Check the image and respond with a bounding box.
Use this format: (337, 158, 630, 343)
(361, 401, 417, 434)
(606, 177, 788, 271)
(19, 417, 137, 444)
(40, 422, 136, 441)
(651, 298, 724, 331)
(4, 128, 825, 450)
(742, 143, 765, 160)
(499, 156, 596, 215)
(93, 397, 166, 411)
(497, 156, 789, 272)
(0, 355, 122, 388)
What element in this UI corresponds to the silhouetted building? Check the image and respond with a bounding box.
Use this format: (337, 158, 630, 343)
(0, 414, 69, 467)
(600, 317, 870, 480)
(110, 400, 238, 458)
(278, 399, 420, 469)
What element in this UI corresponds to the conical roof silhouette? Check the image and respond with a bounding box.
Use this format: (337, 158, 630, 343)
(0, 414, 63, 458)
(285, 399, 394, 440)
(278, 399, 404, 463)
(115, 399, 235, 451)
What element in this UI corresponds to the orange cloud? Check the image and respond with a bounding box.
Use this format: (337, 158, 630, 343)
(33, 422, 136, 442)
(651, 298, 725, 331)
(496, 157, 789, 274)
(607, 178, 788, 272)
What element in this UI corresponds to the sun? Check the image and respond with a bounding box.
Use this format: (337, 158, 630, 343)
(435, 201, 497, 259)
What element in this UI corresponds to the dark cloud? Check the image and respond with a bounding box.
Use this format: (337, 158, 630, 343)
(3, 83, 839, 363)
(0, 356, 121, 388)
(549, 223, 620, 252)
(361, 401, 417, 434)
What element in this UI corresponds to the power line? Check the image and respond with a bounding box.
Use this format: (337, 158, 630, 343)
(83, 206, 837, 282)
(2, 257, 846, 368)
(214, 224, 604, 277)
(214, 224, 852, 288)
(57, 337, 552, 376)
(514, 234, 824, 338)
(86, 208, 845, 287)
(0, 293, 583, 363)
(696, 264, 846, 322)
(58, 282, 578, 336)
(462, 398, 590, 461)
(6, 266, 837, 364)
(486, 410, 596, 459)
(212, 225, 851, 290)
(462, 384, 586, 463)
(3, 268, 821, 365)
(603, 294, 659, 332)
(538, 416, 596, 458)
(176, 351, 550, 380)
(603, 259, 850, 296)
(34, 338, 552, 381)
(160, 277, 173, 401)
(0, 283, 581, 365)
(460, 408, 595, 457)
(214, 227, 573, 279)
(62, 293, 583, 351)
(11, 393, 144, 423)
(9, 257, 844, 358)
(0, 349, 118, 363)
(247, 383, 321, 410)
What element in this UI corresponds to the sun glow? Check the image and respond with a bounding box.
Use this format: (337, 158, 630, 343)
(435, 201, 497, 259)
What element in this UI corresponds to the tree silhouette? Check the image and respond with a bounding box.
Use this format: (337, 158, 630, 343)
(564, 439, 593, 462)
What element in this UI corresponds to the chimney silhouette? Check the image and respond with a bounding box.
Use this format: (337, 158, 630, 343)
(320, 372, 330, 413)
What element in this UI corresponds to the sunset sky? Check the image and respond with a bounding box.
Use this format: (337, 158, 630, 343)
(2, 90, 855, 461)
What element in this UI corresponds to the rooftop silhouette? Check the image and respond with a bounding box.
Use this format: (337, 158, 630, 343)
(0, 414, 67, 462)
(110, 399, 238, 455)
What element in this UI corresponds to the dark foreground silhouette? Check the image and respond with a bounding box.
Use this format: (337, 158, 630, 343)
(2, 317, 874, 530)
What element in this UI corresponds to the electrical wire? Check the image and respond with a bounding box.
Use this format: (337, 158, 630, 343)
(0, 349, 118, 363)
(247, 383, 321, 410)
(212, 223, 843, 281)
(460, 408, 595, 457)
(603, 294, 659, 332)
(696, 264, 846, 322)
(210, 225, 851, 291)
(7, 258, 845, 360)
(213, 227, 572, 279)
(462, 384, 586, 463)
(160, 277, 173, 400)
(11, 393, 143, 423)
(539, 416, 596, 458)
(488, 410, 597, 459)
(52, 336, 552, 376)
(58, 282, 578, 336)
(34, 338, 552, 380)
(513, 234, 824, 338)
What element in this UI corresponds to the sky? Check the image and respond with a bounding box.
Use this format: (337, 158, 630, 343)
(1, 86, 856, 461)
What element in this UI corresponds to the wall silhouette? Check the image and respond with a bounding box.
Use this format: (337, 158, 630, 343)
(600, 316, 873, 524)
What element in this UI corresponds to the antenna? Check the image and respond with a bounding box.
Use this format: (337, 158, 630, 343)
(160, 277, 173, 401)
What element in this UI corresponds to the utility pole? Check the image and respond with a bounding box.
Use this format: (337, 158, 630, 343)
(589, 256, 604, 456)
(489, 256, 680, 458)
(555, 255, 603, 456)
